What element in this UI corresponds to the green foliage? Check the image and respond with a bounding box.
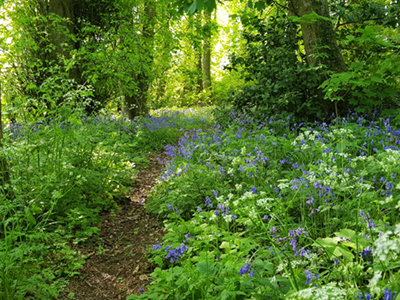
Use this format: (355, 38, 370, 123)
(226, 15, 323, 120)
(0, 104, 214, 298)
(212, 70, 247, 104)
(321, 25, 400, 114)
(131, 110, 400, 299)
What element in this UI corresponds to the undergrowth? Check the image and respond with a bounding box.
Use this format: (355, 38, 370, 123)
(0, 106, 214, 299)
(130, 109, 400, 300)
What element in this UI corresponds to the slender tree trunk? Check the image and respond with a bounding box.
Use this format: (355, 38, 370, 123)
(202, 10, 212, 91)
(124, 1, 156, 119)
(0, 80, 10, 195)
(195, 14, 204, 91)
(196, 50, 203, 91)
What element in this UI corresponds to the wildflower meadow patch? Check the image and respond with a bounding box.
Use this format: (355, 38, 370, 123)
(130, 110, 400, 300)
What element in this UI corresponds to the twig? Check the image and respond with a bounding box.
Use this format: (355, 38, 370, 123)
(84, 279, 92, 288)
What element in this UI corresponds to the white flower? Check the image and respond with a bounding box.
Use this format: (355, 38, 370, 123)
(373, 223, 400, 263)
(288, 286, 346, 300)
(256, 198, 274, 209)
(368, 271, 382, 294)
(278, 183, 289, 189)
(223, 215, 231, 223)
(209, 214, 217, 221)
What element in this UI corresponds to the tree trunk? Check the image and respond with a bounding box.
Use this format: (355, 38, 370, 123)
(196, 49, 203, 91)
(48, 0, 78, 78)
(202, 10, 212, 91)
(290, 0, 347, 73)
(48, 0, 75, 57)
(286, 2, 299, 65)
(290, 0, 347, 114)
(124, 1, 156, 120)
(0, 80, 10, 195)
(195, 14, 204, 91)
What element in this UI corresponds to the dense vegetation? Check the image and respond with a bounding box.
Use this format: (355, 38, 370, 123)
(0, 0, 400, 299)
(134, 110, 400, 299)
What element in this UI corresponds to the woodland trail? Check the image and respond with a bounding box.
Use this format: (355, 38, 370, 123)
(58, 151, 169, 300)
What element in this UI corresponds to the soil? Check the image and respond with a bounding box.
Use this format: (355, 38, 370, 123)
(58, 151, 168, 300)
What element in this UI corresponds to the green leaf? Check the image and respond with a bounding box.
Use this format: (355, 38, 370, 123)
(221, 290, 236, 300)
(254, 1, 266, 10)
(314, 238, 337, 248)
(188, 2, 197, 14)
(25, 211, 37, 226)
(196, 262, 217, 277)
(373, 262, 400, 271)
(335, 229, 355, 240)
(337, 246, 354, 261)
(196, 0, 203, 11)
(371, 74, 384, 83)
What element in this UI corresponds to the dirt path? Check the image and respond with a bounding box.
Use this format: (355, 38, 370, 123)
(58, 152, 168, 300)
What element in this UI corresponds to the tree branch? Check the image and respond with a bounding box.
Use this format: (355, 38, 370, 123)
(269, 0, 299, 17)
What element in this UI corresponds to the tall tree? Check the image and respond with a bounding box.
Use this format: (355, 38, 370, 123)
(288, 0, 348, 114)
(47, 0, 75, 62)
(195, 14, 204, 91)
(123, 1, 156, 119)
(289, 0, 347, 73)
(202, 9, 212, 91)
(177, 0, 348, 113)
(0, 80, 10, 195)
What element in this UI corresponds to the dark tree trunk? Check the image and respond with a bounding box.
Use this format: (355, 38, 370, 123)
(40, 0, 86, 115)
(194, 13, 204, 92)
(48, 0, 80, 82)
(0, 81, 10, 195)
(196, 50, 203, 91)
(124, 1, 156, 120)
(290, 0, 347, 114)
(202, 10, 212, 91)
(48, 0, 75, 59)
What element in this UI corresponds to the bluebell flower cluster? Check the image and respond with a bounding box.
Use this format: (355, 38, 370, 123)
(147, 107, 400, 297)
(354, 291, 374, 299)
(359, 210, 376, 229)
(382, 288, 397, 300)
(360, 246, 373, 262)
(305, 270, 319, 286)
(164, 243, 189, 263)
(152, 242, 163, 251)
(238, 263, 253, 277)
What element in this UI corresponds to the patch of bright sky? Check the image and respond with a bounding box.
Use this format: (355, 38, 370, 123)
(213, 4, 243, 79)
(0, 7, 12, 70)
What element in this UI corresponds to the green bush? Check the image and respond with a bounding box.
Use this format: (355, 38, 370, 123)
(226, 15, 322, 120)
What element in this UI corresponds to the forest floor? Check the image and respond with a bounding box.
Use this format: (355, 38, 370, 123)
(58, 151, 169, 300)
